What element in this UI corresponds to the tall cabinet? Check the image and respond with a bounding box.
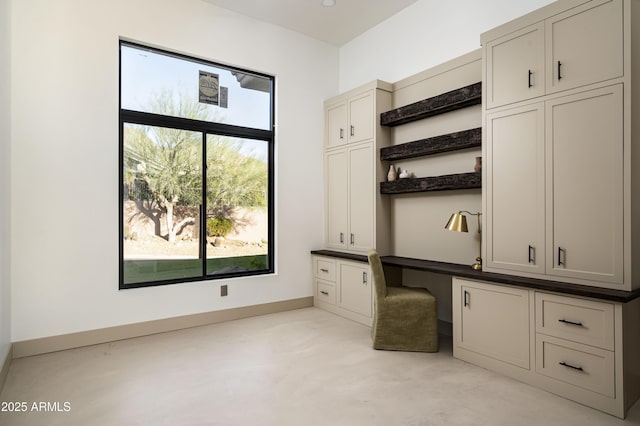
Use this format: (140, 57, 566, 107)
(324, 80, 392, 255)
(482, 0, 638, 292)
(314, 80, 392, 326)
(458, 0, 640, 418)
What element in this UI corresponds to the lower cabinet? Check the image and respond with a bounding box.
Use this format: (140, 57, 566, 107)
(453, 277, 640, 418)
(312, 255, 372, 326)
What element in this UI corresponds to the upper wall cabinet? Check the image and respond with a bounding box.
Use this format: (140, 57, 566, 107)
(484, 0, 623, 109)
(326, 90, 375, 148)
(485, 23, 545, 109)
(546, 0, 623, 94)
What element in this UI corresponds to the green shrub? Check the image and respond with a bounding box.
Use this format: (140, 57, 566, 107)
(207, 216, 234, 237)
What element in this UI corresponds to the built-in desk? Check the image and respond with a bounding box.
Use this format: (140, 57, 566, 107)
(311, 249, 640, 418)
(310, 249, 640, 303)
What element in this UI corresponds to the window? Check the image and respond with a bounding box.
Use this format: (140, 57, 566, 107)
(119, 41, 275, 288)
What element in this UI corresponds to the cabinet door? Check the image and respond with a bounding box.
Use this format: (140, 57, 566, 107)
(485, 22, 545, 108)
(325, 150, 348, 250)
(453, 278, 530, 369)
(348, 144, 374, 253)
(546, 0, 623, 94)
(326, 102, 347, 148)
(485, 103, 545, 274)
(338, 262, 372, 318)
(546, 85, 623, 284)
(348, 91, 374, 144)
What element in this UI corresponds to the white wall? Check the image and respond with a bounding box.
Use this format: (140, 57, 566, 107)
(10, 0, 338, 342)
(339, 0, 555, 92)
(0, 0, 12, 360)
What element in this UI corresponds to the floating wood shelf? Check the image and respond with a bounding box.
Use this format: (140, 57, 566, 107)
(380, 172, 481, 194)
(380, 82, 482, 127)
(380, 128, 481, 161)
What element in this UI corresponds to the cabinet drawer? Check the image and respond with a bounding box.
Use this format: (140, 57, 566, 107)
(316, 280, 336, 305)
(536, 334, 614, 398)
(535, 292, 614, 350)
(315, 258, 336, 282)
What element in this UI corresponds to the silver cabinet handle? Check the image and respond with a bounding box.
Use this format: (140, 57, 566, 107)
(350, 125, 354, 137)
(339, 128, 344, 139)
(464, 290, 470, 307)
(340, 232, 344, 243)
(350, 233, 355, 245)
(320, 291, 329, 296)
(528, 245, 535, 264)
(362, 271, 367, 284)
(320, 268, 329, 273)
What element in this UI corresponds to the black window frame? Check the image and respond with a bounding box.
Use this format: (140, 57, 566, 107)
(118, 40, 275, 289)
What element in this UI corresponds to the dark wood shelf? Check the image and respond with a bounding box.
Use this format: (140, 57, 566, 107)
(380, 128, 481, 161)
(380, 82, 482, 127)
(380, 172, 480, 194)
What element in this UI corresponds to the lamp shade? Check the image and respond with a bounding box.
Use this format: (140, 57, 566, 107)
(445, 213, 468, 232)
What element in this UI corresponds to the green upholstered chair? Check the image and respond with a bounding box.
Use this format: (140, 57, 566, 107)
(367, 249, 438, 352)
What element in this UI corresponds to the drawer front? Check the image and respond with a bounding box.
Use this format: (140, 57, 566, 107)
(536, 334, 614, 398)
(315, 258, 336, 282)
(535, 292, 614, 350)
(315, 280, 336, 305)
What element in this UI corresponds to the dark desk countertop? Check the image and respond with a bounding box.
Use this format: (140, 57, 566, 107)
(311, 249, 640, 303)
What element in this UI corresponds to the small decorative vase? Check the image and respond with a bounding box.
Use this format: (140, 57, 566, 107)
(387, 164, 397, 182)
(399, 169, 410, 179)
(474, 156, 482, 173)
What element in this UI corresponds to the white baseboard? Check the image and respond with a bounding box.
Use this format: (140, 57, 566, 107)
(12, 297, 313, 359)
(0, 344, 12, 393)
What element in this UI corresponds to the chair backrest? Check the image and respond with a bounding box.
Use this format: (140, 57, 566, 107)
(367, 249, 387, 301)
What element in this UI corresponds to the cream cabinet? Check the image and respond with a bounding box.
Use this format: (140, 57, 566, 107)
(484, 0, 623, 109)
(453, 278, 530, 370)
(312, 255, 372, 326)
(325, 89, 375, 148)
(453, 277, 640, 418)
(546, 85, 623, 284)
(482, 0, 637, 291)
(485, 23, 545, 109)
(545, 0, 623, 95)
(485, 103, 545, 274)
(324, 81, 392, 255)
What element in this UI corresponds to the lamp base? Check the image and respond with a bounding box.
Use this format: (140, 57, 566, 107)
(471, 257, 482, 271)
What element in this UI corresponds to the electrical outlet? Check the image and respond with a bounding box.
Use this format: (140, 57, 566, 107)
(220, 284, 228, 297)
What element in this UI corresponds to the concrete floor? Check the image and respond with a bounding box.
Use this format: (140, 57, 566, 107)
(1, 307, 639, 425)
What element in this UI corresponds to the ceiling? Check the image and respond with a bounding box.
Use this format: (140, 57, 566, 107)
(201, 0, 420, 46)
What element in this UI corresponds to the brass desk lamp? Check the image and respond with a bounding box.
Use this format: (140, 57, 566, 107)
(445, 211, 482, 270)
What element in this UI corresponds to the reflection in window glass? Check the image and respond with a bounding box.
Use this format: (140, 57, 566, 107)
(206, 136, 269, 275)
(122, 124, 203, 285)
(120, 45, 272, 130)
(119, 41, 274, 288)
